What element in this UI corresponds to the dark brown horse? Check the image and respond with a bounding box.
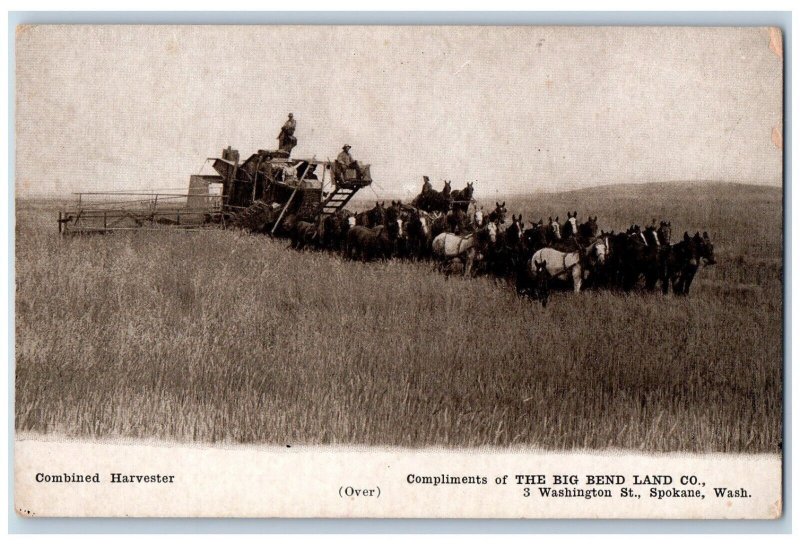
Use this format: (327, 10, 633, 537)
(355, 201, 387, 228)
(321, 209, 354, 251)
(345, 203, 402, 261)
(273, 212, 298, 238)
(506, 215, 525, 248)
(403, 208, 433, 260)
(412, 180, 451, 214)
(562, 211, 579, 240)
(606, 231, 660, 291)
(289, 220, 318, 250)
(643, 219, 661, 248)
(446, 207, 470, 234)
(450, 182, 475, 213)
(577, 216, 598, 241)
(345, 223, 398, 261)
(546, 217, 561, 243)
(517, 258, 552, 307)
(523, 220, 549, 254)
(487, 214, 527, 278)
(662, 231, 716, 295)
(487, 202, 507, 224)
(657, 221, 672, 245)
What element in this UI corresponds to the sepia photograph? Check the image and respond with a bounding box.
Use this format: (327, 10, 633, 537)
(12, 23, 784, 519)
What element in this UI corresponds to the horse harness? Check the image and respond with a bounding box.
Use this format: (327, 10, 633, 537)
(454, 232, 476, 256)
(551, 237, 605, 279)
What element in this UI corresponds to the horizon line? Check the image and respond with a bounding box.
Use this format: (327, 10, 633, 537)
(16, 179, 784, 202)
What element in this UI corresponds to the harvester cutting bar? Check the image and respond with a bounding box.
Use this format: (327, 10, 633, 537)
(58, 190, 223, 235)
(58, 208, 216, 234)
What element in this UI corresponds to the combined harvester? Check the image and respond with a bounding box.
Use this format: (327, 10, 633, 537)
(58, 145, 373, 235)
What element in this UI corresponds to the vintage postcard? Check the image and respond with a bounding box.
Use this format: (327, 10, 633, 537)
(13, 25, 783, 518)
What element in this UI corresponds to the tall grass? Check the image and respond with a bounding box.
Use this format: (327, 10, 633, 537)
(15, 183, 783, 451)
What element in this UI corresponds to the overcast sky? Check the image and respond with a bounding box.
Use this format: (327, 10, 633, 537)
(15, 25, 782, 200)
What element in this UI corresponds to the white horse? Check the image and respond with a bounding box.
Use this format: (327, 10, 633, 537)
(564, 212, 578, 238)
(432, 222, 497, 276)
(417, 211, 432, 238)
(531, 238, 607, 292)
(395, 218, 405, 244)
(473, 207, 484, 228)
(548, 217, 561, 241)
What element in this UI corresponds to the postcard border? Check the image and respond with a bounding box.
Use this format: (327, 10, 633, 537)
(6, 9, 792, 534)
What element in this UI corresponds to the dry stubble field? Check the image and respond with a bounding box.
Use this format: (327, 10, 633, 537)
(15, 182, 783, 452)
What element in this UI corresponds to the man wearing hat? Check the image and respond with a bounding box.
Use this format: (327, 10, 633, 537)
(421, 175, 432, 193)
(335, 144, 361, 182)
(277, 113, 297, 154)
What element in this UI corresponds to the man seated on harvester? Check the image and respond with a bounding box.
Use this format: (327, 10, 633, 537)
(334, 144, 370, 185)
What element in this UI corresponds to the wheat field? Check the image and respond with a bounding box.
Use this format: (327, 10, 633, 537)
(14, 182, 783, 452)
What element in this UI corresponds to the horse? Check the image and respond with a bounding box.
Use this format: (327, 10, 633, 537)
(484, 216, 526, 278)
(432, 222, 497, 277)
(394, 217, 409, 258)
(547, 217, 561, 243)
(588, 230, 616, 287)
(390, 200, 408, 216)
(577, 216, 598, 241)
(368, 201, 387, 227)
(530, 237, 607, 292)
(657, 221, 672, 245)
(517, 259, 552, 307)
(412, 180, 451, 214)
(384, 203, 400, 226)
(321, 209, 353, 251)
(505, 214, 528, 266)
(507, 215, 525, 248)
(605, 230, 660, 291)
(429, 211, 448, 239)
(626, 224, 647, 244)
(345, 202, 402, 260)
(446, 207, 470, 234)
(345, 217, 401, 261)
(523, 220, 549, 254)
(273, 212, 298, 238)
(289, 220, 318, 250)
(441, 180, 452, 201)
(450, 182, 475, 213)
(473, 207, 485, 228)
(662, 231, 716, 295)
(487, 202, 507, 224)
(403, 208, 432, 260)
(643, 219, 661, 248)
(562, 211, 579, 240)
(433, 180, 453, 214)
(354, 201, 387, 228)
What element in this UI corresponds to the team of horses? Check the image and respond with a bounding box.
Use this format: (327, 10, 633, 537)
(269, 181, 716, 306)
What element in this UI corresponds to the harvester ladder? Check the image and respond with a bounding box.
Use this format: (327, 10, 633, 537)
(319, 186, 357, 217)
